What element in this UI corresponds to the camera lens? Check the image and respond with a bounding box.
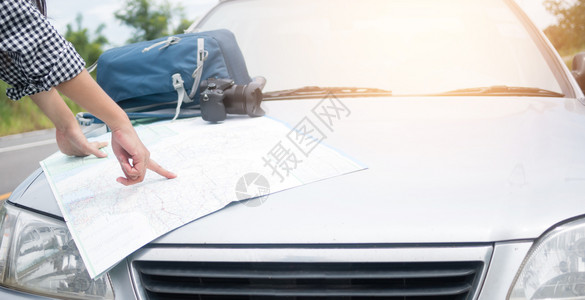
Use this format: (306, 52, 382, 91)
(200, 77, 266, 122)
(223, 77, 265, 117)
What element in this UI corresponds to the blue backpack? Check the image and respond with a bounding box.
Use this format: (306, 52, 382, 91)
(84, 29, 252, 123)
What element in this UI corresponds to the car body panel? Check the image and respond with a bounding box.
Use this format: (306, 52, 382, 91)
(477, 241, 532, 300)
(11, 96, 585, 245)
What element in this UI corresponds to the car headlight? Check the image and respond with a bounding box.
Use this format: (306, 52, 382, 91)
(0, 202, 114, 299)
(508, 217, 585, 300)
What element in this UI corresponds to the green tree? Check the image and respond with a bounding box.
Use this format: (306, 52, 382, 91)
(64, 14, 109, 65)
(115, 0, 194, 43)
(544, 0, 585, 54)
(173, 16, 194, 35)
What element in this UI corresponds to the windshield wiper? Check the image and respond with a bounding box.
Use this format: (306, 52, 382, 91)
(432, 85, 564, 97)
(263, 86, 392, 100)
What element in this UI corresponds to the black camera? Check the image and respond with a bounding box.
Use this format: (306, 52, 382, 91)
(199, 77, 266, 122)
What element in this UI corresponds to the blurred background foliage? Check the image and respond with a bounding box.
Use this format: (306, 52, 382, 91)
(115, 0, 193, 43)
(544, 0, 585, 65)
(0, 0, 194, 136)
(2, 0, 585, 136)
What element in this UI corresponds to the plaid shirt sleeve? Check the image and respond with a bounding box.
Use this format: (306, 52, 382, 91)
(0, 0, 86, 100)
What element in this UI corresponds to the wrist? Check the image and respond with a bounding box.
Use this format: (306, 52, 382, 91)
(105, 110, 132, 133)
(55, 116, 79, 133)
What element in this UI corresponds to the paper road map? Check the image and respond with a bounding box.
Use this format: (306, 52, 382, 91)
(40, 116, 365, 279)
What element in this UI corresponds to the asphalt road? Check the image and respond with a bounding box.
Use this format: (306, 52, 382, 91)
(0, 129, 59, 198)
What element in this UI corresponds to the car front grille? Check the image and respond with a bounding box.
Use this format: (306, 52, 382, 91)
(134, 260, 484, 300)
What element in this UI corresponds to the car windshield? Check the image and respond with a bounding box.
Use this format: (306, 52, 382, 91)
(197, 0, 563, 96)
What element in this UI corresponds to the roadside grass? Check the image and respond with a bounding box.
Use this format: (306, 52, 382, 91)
(0, 80, 85, 137)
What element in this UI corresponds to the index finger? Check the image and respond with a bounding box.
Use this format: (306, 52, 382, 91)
(148, 159, 177, 179)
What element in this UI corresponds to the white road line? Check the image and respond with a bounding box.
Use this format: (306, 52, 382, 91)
(0, 139, 56, 154)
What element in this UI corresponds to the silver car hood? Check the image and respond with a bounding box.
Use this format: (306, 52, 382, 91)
(11, 96, 585, 244)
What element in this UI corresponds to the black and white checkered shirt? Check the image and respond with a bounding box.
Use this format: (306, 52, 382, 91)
(0, 0, 85, 100)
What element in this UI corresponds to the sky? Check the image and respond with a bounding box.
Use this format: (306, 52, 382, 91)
(47, 0, 559, 49)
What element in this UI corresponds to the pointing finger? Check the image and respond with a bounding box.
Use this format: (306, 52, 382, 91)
(148, 159, 177, 179)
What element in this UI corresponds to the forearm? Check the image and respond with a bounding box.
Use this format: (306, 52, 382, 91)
(30, 89, 78, 132)
(55, 70, 131, 132)
(30, 88, 109, 157)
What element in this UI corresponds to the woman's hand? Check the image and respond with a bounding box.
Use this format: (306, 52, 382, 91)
(55, 125, 108, 158)
(110, 125, 177, 186)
